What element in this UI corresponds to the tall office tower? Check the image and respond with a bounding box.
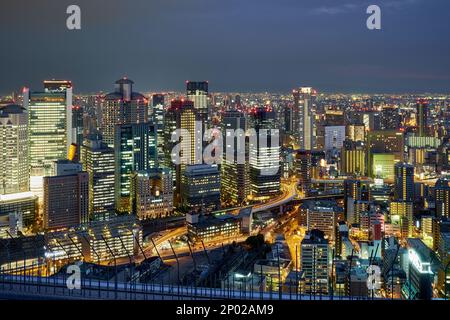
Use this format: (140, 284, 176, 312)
(151, 94, 165, 160)
(71, 105, 84, 160)
(43, 162, 89, 230)
(305, 201, 341, 241)
(390, 201, 414, 238)
(115, 122, 158, 213)
(221, 109, 249, 206)
(344, 179, 362, 220)
(301, 229, 329, 295)
(24, 80, 73, 185)
(292, 87, 316, 150)
(0, 104, 29, 194)
(80, 134, 115, 220)
(181, 164, 221, 212)
(341, 140, 366, 176)
(403, 239, 433, 300)
(324, 126, 346, 151)
(100, 77, 148, 146)
(284, 104, 294, 134)
(186, 81, 209, 124)
(380, 106, 401, 130)
(248, 106, 280, 201)
(130, 168, 173, 220)
(346, 124, 365, 142)
(435, 178, 450, 218)
(416, 99, 429, 137)
(164, 99, 202, 204)
(394, 162, 414, 202)
(295, 150, 312, 192)
(367, 130, 404, 179)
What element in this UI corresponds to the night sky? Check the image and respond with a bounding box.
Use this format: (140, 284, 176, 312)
(1, 0, 450, 94)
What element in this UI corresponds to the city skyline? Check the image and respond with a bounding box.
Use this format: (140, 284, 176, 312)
(1, 0, 450, 305)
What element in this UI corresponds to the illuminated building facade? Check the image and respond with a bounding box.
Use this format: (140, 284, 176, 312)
(416, 99, 429, 137)
(324, 126, 346, 151)
(163, 99, 202, 204)
(305, 201, 341, 241)
(394, 162, 414, 202)
(71, 105, 84, 160)
(114, 122, 158, 213)
(248, 106, 280, 200)
(151, 94, 165, 160)
(341, 140, 366, 176)
(130, 168, 173, 220)
(0, 104, 29, 194)
(43, 169, 89, 230)
(221, 109, 249, 206)
(372, 153, 396, 179)
(301, 229, 329, 295)
(346, 124, 365, 142)
(100, 78, 148, 147)
(292, 87, 316, 150)
(402, 238, 434, 300)
(295, 150, 312, 192)
(24, 80, 73, 179)
(81, 134, 115, 220)
(186, 81, 209, 125)
(181, 164, 220, 211)
(0, 192, 38, 232)
(435, 178, 450, 218)
(367, 130, 404, 178)
(380, 106, 401, 130)
(390, 201, 414, 238)
(186, 207, 252, 243)
(344, 179, 361, 221)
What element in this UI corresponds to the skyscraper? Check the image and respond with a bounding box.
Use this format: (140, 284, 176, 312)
(25, 80, 73, 178)
(380, 106, 401, 130)
(301, 229, 329, 295)
(100, 77, 148, 146)
(391, 200, 414, 238)
(81, 134, 115, 220)
(71, 104, 84, 160)
(151, 94, 165, 161)
(0, 104, 29, 194)
(341, 140, 366, 176)
(163, 99, 202, 204)
(344, 179, 362, 220)
(295, 150, 312, 193)
(293, 87, 316, 150)
(114, 122, 158, 213)
(130, 168, 173, 220)
(181, 164, 221, 212)
(43, 162, 89, 230)
(435, 178, 450, 218)
(394, 162, 415, 202)
(186, 81, 208, 124)
(248, 106, 280, 201)
(324, 125, 346, 151)
(417, 99, 429, 137)
(221, 109, 249, 206)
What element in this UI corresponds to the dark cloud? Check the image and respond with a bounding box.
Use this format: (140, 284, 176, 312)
(0, 0, 449, 94)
